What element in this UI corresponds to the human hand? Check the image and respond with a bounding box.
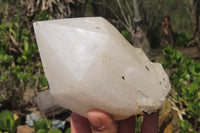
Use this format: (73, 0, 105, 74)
(70, 109, 159, 133)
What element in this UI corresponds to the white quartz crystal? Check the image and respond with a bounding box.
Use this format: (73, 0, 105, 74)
(33, 17, 171, 120)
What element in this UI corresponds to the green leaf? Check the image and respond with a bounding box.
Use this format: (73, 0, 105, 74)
(12, 118, 21, 133)
(34, 120, 51, 132)
(162, 45, 173, 56)
(184, 58, 193, 66)
(0, 110, 14, 131)
(169, 50, 176, 59)
(0, 110, 19, 133)
(121, 30, 131, 42)
(20, 30, 30, 42)
(189, 62, 200, 76)
(175, 51, 183, 63)
(48, 129, 62, 133)
(178, 120, 196, 133)
(37, 129, 48, 133)
(6, 119, 10, 131)
(24, 40, 29, 51)
(65, 128, 71, 133)
(34, 12, 50, 21)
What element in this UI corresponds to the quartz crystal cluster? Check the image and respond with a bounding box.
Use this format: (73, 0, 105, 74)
(33, 17, 171, 120)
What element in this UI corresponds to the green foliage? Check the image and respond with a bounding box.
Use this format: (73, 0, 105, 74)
(34, 12, 51, 21)
(174, 31, 191, 46)
(161, 45, 184, 69)
(48, 129, 62, 133)
(0, 110, 20, 133)
(178, 120, 198, 133)
(34, 119, 69, 133)
(162, 45, 200, 131)
(135, 116, 142, 133)
(121, 30, 132, 43)
(0, 6, 48, 110)
(65, 128, 71, 133)
(34, 120, 52, 133)
(0, 110, 70, 133)
(0, 24, 9, 51)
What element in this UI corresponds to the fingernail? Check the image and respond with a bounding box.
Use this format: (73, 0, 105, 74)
(89, 117, 105, 131)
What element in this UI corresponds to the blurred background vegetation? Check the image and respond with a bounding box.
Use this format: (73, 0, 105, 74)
(0, 0, 199, 132)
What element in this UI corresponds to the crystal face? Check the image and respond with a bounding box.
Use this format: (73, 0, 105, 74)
(33, 17, 171, 120)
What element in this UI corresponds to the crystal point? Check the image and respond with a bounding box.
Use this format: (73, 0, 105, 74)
(33, 17, 171, 120)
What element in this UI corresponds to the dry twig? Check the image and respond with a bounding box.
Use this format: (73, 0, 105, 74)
(168, 98, 186, 120)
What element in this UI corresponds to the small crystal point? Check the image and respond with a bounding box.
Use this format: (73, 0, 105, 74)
(33, 17, 171, 120)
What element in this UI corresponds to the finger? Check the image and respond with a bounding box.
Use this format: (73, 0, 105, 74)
(87, 109, 117, 133)
(71, 112, 92, 133)
(140, 111, 159, 133)
(118, 115, 136, 133)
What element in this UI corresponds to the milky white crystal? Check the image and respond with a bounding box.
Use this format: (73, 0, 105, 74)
(33, 17, 171, 120)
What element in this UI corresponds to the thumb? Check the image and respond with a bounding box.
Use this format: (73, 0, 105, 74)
(87, 109, 117, 133)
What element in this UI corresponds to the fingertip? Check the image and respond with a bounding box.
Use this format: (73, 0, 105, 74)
(87, 109, 117, 132)
(87, 109, 114, 122)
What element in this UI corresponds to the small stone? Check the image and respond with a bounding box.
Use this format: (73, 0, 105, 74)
(17, 125, 35, 133)
(33, 17, 171, 120)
